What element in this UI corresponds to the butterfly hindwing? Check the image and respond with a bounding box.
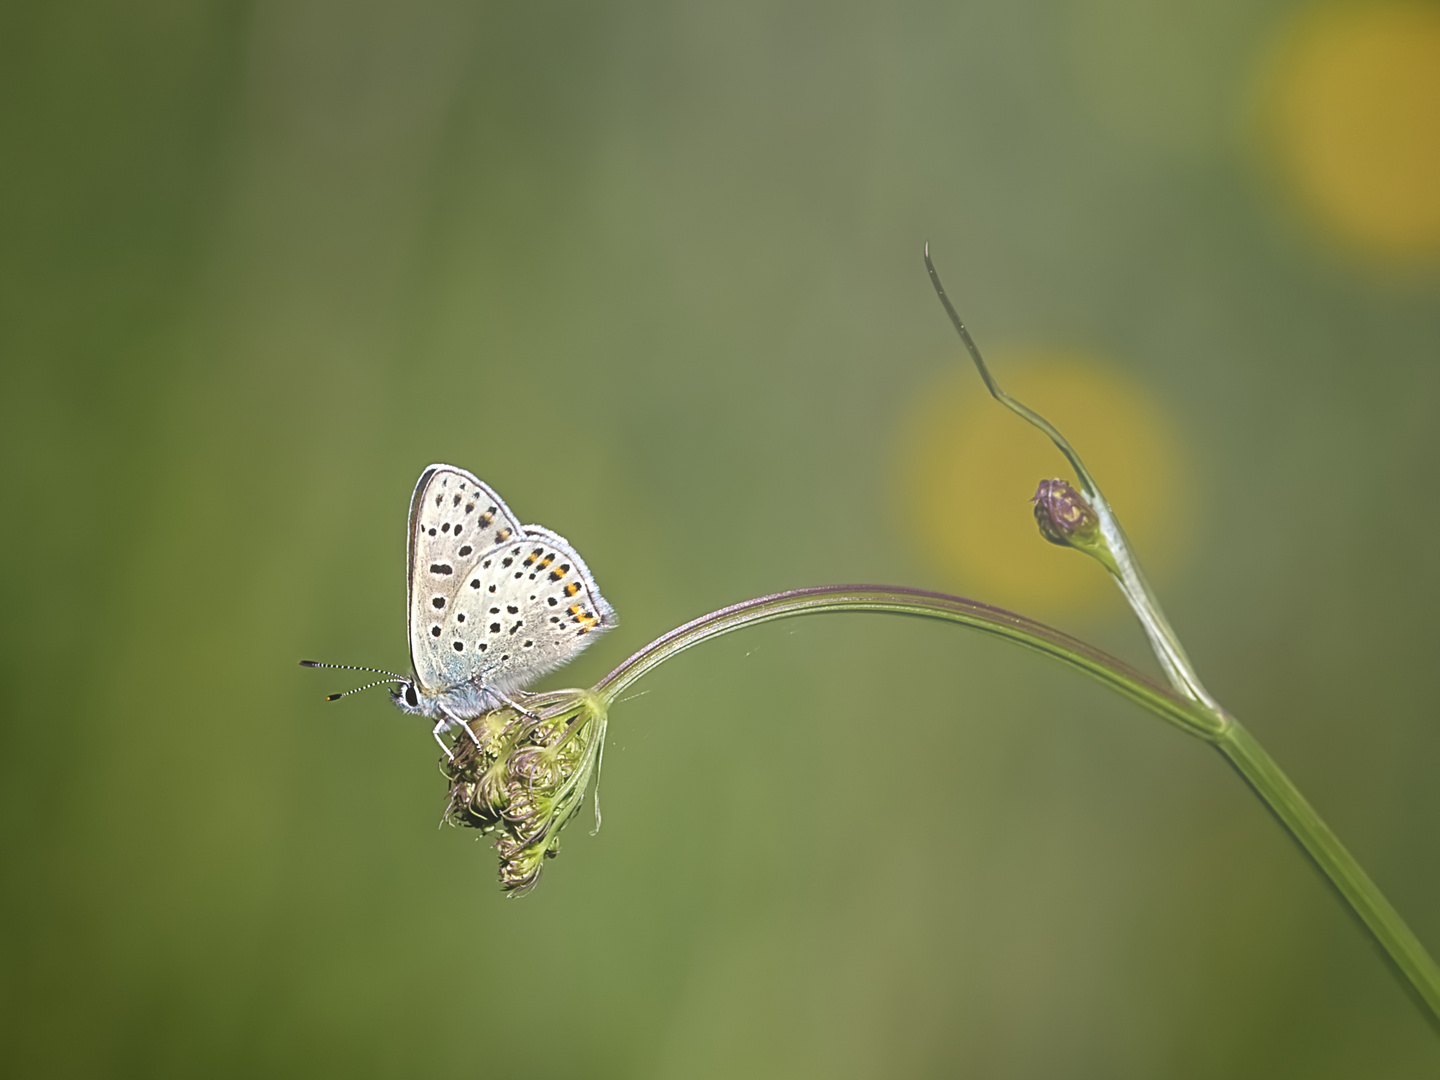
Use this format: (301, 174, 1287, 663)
(444, 526, 616, 699)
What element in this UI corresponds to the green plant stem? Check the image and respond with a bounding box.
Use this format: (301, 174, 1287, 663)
(594, 585, 1218, 740)
(593, 584, 1440, 1028)
(918, 247, 1438, 1025)
(924, 245, 1220, 712)
(1215, 722, 1440, 1027)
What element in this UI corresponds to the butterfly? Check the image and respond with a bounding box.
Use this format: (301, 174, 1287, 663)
(305, 464, 616, 755)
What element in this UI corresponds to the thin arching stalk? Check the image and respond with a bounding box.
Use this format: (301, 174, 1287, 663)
(587, 583, 1440, 1028)
(594, 585, 1218, 739)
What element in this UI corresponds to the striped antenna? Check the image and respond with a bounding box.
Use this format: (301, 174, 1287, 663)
(299, 659, 408, 702)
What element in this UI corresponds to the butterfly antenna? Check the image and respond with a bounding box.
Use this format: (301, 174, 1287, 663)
(319, 677, 406, 702)
(299, 660, 408, 701)
(300, 659, 408, 679)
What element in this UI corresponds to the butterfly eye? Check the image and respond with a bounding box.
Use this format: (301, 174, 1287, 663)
(404, 685, 419, 709)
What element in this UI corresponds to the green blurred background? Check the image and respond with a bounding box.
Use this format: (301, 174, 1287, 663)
(3, 1, 1439, 1076)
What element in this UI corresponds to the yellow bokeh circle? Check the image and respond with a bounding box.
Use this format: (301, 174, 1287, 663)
(1263, 1, 1440, 259)
(898, 352, 1190, 619)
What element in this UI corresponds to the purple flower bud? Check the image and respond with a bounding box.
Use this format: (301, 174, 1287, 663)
(1031, 479, 1100, 548)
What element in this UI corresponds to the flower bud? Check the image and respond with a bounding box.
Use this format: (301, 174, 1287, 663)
(1031, 478, 1100, 548)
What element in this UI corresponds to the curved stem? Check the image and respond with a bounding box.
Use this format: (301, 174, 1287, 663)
(594, 585, 1221, 740)
(592, 584, 1440, 1029)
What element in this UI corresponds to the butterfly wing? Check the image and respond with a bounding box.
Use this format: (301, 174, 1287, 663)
(444, 525, 616, 700)
(406, 466, 615, 709)
(407, 465, 526, 694)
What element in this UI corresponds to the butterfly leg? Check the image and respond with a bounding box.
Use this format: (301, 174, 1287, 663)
(493, 687, 540, 720)
(432, 718, 456, 760)
(455, 717, 483, 747)
(439, 708, 483, 748)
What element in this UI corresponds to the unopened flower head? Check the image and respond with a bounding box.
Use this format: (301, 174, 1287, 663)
(441, 689, 608, 894)
(1031, 478, 1101, 549)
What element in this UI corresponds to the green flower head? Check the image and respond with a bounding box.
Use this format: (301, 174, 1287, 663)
(442, 689, 608, 894)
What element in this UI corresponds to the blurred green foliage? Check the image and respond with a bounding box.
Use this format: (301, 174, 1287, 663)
(1, 1, 1438, 1076)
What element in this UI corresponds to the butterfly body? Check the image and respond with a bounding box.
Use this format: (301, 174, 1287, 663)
(392, 464, 615, 747)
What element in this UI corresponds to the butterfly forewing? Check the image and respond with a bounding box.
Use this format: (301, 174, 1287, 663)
(407, 466, 525, 692)
(406, 466, 615, 705)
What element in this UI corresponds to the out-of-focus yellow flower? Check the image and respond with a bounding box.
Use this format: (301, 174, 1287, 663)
(898, 353, 1187, 617)
(1260, 1, 1440, 260)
